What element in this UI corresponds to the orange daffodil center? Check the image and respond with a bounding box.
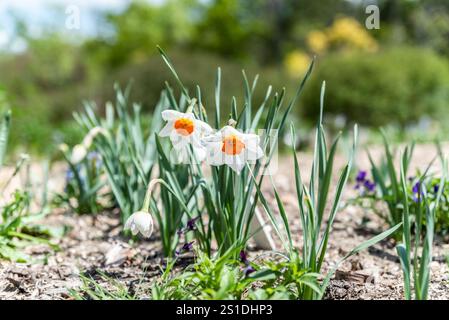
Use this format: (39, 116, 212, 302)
(174, 118, 195, 136)
(221, 134, 245, 155)
(203, 126, 264, 173)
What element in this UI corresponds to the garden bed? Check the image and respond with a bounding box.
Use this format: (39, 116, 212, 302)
(1, 144, 448, 300)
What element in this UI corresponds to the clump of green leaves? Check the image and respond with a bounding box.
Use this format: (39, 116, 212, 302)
(69, 270, 137, 300)
(248, 252, 321, 300)
(353, 134, 449, 238)
(151, 246, 321, 300)
(55, 149, 110, 214)
(396, 149, 447, 300)
(256, 83, 401, 299)
(152, 248, 257, 300)
(424, 176, 449, 235)
(364, 130, 414, 232)
(0, 111, 59, 262)
(73, 85, 166, 223)
(151, 47, 314, 257)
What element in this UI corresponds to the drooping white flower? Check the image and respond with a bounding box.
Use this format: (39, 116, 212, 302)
(82, 127, 108, 148)
(70, 127, 109, 164)
(159, 110, 212, 162)
(124, 210, 154, 238)
(71, 144, 88, 164)
(203, 126, 264, 173)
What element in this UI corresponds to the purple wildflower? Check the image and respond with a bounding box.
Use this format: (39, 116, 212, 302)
(356, 170, 367, 183)
(186, 216, 199, 231)
(239, 250, 249, 265)
(412, 182, 420, 194)
(175, 241, 194, 256)
(363, 180, 376, 193)
(177, 217, 200, 236)
(243, 265, 255, 277)
(412, 181, 423, 203)
(433, 184, 439, 194)
(354, 170, 376, 193)
(239, 250, 256, 277)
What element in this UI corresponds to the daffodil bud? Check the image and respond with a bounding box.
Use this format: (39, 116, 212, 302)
(82, 127, 108, 149)
(227, 119, 237, 127)
(71, 144, 88, 164)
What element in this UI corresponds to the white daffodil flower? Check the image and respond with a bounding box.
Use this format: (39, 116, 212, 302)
(159, 110, 213, 162)
(71, 144, 88, 164)
(70, 127, 108, 164)
(203, 126, 264, 173)
(124, 210, 154, 238)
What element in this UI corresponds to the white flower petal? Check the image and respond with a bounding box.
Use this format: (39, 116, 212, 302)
(246, 146, 264, 161)
(220, 125, 241, 137)
(206, 145, 224, 166)
(244, 138, 264, 160)
(242, 133, 260, 144)
(202, 133, 222, 145)
(193, 146, 207, 162)
(226, 155, 245, 173)
(196, 120, 214, 135)
(170, 130, 190, 148)
(161, 110, 187, 121)
(174, 147, 189, 164)
(159, 122, 174, 137)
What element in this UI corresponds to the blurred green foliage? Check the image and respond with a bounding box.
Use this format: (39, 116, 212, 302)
(302, 47, 449, 127)
(0, 0, 448, 154)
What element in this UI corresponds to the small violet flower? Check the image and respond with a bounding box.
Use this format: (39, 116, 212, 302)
(186, 216, 199, 231)
(354, 170, 375, 193)
(175, 241, 195, 256)
(239, 250, 249, 265)
(433, 184, 439, 194)
(363, 180, 376, 193)
(412, 181, 420, 194)
(243, 265, 256, 277)
(356, 170, 367, 183)
(177, 217, 200, 236)
(412, 181, 423, 203)
(239, 250, 256, 277)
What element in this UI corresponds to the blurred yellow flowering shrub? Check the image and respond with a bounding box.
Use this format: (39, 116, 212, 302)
(306, 31, 328, 54)
(307, 17, 378, 54)
(283, 50, 311, 78)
